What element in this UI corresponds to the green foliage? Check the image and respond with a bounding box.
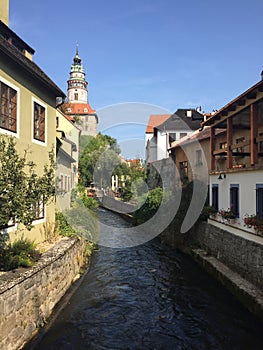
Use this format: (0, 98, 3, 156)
(199, 205, 217, 221)
(55, 211, 77, 237)
(0, 136, 55, 230)
(134, 187, 170, 224)
(79, 133, 121, 187)
(0, 238, 41, 271)
(79, 193, 98, 209)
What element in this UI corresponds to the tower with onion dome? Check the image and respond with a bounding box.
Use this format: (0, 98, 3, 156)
(67, 45, 98, 136)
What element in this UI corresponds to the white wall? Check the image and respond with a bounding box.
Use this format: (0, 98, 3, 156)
(210, 170, 263, 230)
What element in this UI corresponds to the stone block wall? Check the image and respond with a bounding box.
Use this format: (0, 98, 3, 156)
(101, 195, 136, 214)
(0, 237, 87, 350)
(193, 222, 263, 289)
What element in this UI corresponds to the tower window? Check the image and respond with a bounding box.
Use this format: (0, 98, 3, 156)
(74, 93, 78, 100)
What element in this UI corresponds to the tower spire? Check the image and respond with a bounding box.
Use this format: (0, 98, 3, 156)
(76, 41, 79, 56)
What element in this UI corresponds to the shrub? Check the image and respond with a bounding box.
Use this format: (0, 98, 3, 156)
(199, 205, 217, 221)
(55, 211, 77, 237)
(0, 238, 41, 271)
(133, 187, 171, 224)
(80, 192, 98, 209)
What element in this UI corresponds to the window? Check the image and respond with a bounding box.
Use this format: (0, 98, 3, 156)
(0, 80, 17, 133)
(196, 149, 202, 165)
(33, 101, 45, 142)
(212, 184, 219, 211)
(180, 132, 187, 139)
(220, 142, 227, 149)
(259, 133, 263, 152)
(256, 184, 263, 219)
(74, 93, 78, 100)
(236, 137, 245, 153)
(32, 198, 45, 220)
(169, 133, 176, 143)
(179, 161, 188, 179)
(230, 184, 239, 217)
(60, 174, 64, 191)
(56, 116, 59, 128)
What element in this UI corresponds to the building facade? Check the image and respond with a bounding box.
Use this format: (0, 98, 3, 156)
(202, 73, 263, 236)
(0, 6, 65, 242)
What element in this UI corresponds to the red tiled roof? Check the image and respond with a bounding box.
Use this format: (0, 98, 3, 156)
(69, 103, 97, 114)
(146, 114, 171, 133)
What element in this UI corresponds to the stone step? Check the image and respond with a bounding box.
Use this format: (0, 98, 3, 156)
(192, 248, 263, 321)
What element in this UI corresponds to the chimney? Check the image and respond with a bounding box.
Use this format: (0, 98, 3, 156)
(0, 0, 9, 26)
(186, 110, 193, 118)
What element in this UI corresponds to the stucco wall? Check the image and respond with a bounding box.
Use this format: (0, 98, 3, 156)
(0, 237, 87, 350)
(210, 169, 263, 228)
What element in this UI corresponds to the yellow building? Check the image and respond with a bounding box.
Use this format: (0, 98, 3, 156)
(0, 5, 65, 242)
(56, 109, 80, 211)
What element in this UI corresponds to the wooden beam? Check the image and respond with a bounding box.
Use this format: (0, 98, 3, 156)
(210, 127, 215, 171)
(250, 103, 258, 165)
(230, 139, 250, 150)
(247, 92, 257, 99)
(213, 149, 227, 155)
(226, 117, 233, 169)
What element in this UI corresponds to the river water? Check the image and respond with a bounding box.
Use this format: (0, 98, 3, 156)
(25, 208, 263, 350)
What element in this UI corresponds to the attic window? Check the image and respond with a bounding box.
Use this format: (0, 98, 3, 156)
(67, 108, 71, 112)
(84, 108, 88, 112)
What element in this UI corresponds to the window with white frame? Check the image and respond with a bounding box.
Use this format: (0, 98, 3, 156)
(33, 100, 46, 142)
(0, 79, 18, 133)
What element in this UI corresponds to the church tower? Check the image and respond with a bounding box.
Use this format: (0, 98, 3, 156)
(67, 46, 98, 136)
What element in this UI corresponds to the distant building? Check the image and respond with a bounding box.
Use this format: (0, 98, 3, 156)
(66, 47, 98, 136)
(145, 109, 204, 164)
(145, 114, 171, 163)
(56, 109, 80, 211)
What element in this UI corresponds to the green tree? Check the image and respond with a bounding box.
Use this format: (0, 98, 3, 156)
(79, 133, 121, 187)
(0, 136, 55, 230)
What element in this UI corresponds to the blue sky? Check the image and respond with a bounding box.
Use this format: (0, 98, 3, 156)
(9, 0, 263, 158)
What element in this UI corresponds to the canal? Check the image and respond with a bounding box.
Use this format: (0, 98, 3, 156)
(25, 208, 263, 350)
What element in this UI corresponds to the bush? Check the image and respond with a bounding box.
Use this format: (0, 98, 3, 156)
(133, 187, 170, 224)
(55, 211, 77, 237)
(80, 192, 98, 209)
(199, 205, 217, 221)
(0, 238, 41, 271)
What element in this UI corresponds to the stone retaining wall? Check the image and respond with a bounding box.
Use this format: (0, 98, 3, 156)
(192, 221, 263, 289)
(101, 195, 136, 214)
(0, 237, 87, 350)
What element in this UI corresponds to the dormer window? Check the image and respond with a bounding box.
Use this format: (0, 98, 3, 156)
(84, 108, 88, 112)
(67, 108, 71, 112)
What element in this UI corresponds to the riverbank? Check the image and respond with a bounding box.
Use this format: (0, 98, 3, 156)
(160, 220, 263, 322)
(0, 236, 88, 350)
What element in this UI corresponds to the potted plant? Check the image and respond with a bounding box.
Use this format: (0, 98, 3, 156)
(219, 208, 236, 223)
(243, 214, 263, 236)
(200, 205, 217, 221)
